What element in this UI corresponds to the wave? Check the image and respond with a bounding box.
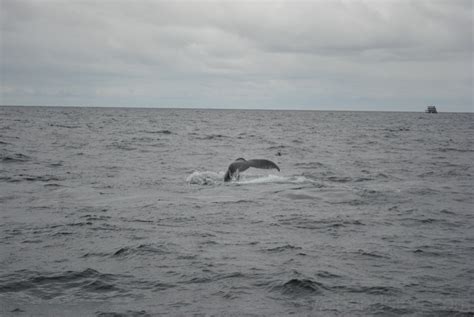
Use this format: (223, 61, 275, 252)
(201, 134, 228, 140)
(369, 303, 414, 315)
(0, 174, 64, 183)
(1, 152, 31, 163)
(140, 129, 172, 135)
(265, 244, 302, 253)
(48, 123, 80, 129)
(106, 141, 136, 151)
(284, 193, 319, 200)
(272, 278, 327, 296)
(0, 268, 125, 300)
(96, 310, 152, 317)
(278, 217, 365, 230)
(112, 243, 171, 258)
(339, 285, 401, 296)
(437, 147, 474, 153)
(294, 161, 326, 169)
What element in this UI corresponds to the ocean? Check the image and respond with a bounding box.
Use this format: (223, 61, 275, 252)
(0, 106, 473, 316)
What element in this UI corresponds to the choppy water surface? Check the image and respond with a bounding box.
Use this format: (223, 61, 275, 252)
(0, 106, 473, 316)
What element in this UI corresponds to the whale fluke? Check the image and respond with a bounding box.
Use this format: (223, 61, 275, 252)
(224, 158, 280, 182)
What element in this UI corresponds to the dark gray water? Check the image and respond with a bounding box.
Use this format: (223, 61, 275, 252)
(0, 106, 473, 316)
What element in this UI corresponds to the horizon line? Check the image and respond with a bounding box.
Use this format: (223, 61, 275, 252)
(0, 104, 472, 114)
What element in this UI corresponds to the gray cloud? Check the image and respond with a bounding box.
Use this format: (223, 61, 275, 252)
(0, 0, 472, 111)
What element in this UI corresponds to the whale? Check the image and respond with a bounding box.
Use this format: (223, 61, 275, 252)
(224, 158, 280, 182)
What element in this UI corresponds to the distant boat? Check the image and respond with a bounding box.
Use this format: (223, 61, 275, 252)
(425, 106, 438, 113)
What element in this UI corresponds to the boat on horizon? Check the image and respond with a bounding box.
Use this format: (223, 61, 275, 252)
(426, 106, 438, 113)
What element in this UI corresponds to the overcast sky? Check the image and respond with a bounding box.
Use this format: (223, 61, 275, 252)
(1, 0, 472, 111)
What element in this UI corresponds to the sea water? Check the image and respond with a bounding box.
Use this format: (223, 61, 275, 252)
(0, 106, 473, 316)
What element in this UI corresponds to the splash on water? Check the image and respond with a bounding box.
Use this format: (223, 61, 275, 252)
(187, 171, 318, 186)
(186, 171, 224, 185)
(236, 174, 315, 185)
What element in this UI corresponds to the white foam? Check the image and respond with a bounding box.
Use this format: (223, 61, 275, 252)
(187, 171, 318, 186)
(186, 171, 224, 185)
(237, 174, 316, 185)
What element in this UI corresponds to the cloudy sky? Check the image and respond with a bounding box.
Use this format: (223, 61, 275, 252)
(0, 0, 472, 111)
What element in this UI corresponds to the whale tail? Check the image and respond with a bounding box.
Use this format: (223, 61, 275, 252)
(245, 159, 280, 171)
(224, 169, 232, 182)
(224, 158, 280, 182)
